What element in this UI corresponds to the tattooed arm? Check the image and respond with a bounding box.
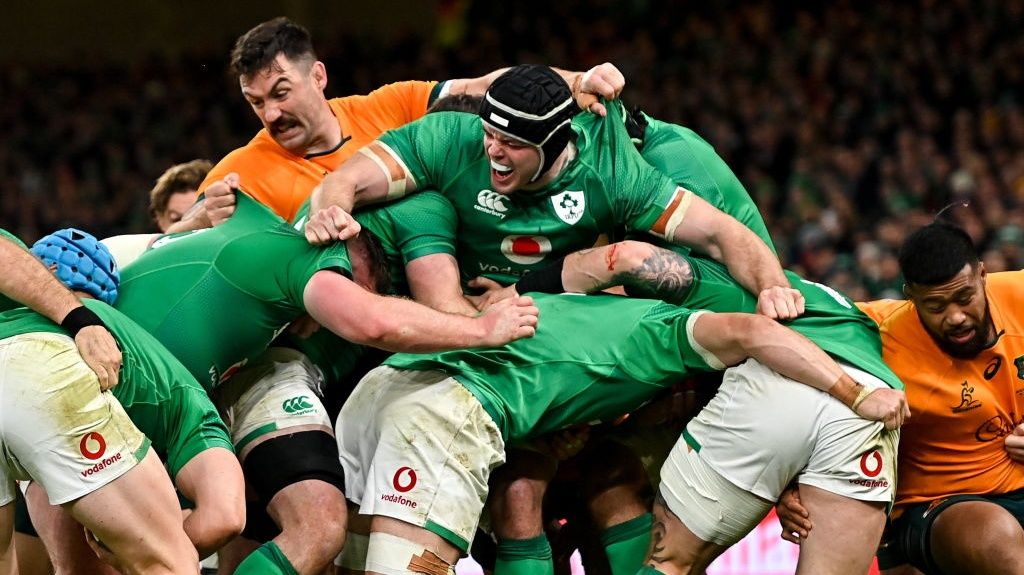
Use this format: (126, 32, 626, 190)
(466, 240, 693, 310)
(560, 240, 694, 303)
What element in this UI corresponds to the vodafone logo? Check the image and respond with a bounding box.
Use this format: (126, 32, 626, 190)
(393, 466, 417, 493)
(79, 432, 107, 461)
(501, 235, 552, 265)
(859, 450, 883, 478)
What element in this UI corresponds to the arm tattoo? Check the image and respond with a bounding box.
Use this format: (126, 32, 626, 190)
(616, 248, 694, 304)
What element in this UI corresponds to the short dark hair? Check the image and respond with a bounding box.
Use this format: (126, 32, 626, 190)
(149, 159, 212, 220)
(230, 17, 316, 78)
(898, 222, 979, 285)
(427, 94, 483, 114)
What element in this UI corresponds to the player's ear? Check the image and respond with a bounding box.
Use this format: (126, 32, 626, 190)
(312, 61, 328, 91)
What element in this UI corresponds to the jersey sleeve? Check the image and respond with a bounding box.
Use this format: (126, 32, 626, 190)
(372, 112, 482, 199)
(387, 190, 458, 263)
(594, 101, 681, 233)
(619, 305, 719, 384)
(282, 242, 353, 309)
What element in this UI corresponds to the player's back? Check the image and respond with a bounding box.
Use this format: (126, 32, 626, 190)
(386, 293, 714, 441)
(116, 192, 351, 390)
(683, 255, 903, 390)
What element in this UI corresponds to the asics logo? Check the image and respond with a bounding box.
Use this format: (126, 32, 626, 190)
(475, 190, 508, 218)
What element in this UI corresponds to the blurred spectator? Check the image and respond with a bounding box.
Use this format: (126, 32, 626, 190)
(1, 0, 1022, 298)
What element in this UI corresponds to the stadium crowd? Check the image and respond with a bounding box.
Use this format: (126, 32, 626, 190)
(3, 0, 1024, 298)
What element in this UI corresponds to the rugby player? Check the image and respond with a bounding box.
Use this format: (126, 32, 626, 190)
(333, 281, 906, 575)
(170, 17, 624, 230)
(778, 222, 1024, 575)
(109, 185, 536, 575)
(307, 65, 802, 319)
(0, 231, 235, 574)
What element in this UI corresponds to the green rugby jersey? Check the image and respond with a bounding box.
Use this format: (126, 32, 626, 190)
(0, 229, 31, 312)
(680, 255, 903, 390)
(637, 113, 775, 252)
(385, 293, 714, 442)
(115, 192, 351, 390)
(377, 101, 681, 286)
(292, 190, 457, 297)
(0, 299, 231, 477)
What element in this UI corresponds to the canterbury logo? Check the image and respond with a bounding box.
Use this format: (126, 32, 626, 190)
(475, 190, 508, 218)
(282, 396, 315, 414)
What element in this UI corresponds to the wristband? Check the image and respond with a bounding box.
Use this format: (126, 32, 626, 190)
(60, 306, 107, 338)
(514, 257, 566, 294)
(850, 385, 875, 412)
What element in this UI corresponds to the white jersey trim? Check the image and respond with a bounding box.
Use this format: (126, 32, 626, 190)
(685, 310, 727, 370)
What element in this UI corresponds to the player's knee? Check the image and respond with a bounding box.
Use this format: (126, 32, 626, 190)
(366, 531, 455, 575)
(490, 475, 547, 539)
(194, 495, 246, 553)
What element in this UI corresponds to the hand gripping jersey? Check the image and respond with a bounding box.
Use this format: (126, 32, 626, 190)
(0, 299, 231, 477)
(292, 191, 458, 297)
(114, 192, 351, 390)
(859, 271, 1024, 515)
(203, 81, 444, 221)
(371, 100, 685, 286)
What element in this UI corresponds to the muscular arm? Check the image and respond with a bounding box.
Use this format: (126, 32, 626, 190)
(306, 152, 411, 244)
(560, 240, 694, 303)
(692, 312, 909, 428)
(1, 235, 93, 322)
(667, 192, 786, 293)
(663, 191, 803, 318)
(303, 270, 537, 353)
(406, 254, 478, 316)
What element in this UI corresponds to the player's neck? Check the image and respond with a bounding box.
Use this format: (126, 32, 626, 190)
(304, 105, 344, 156)
(524, 142, 576, 191)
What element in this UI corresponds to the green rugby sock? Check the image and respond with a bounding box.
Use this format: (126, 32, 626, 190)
(233, 541, 299, 575)
(601, 513, 654, 575)
(494, 534, 554, 575)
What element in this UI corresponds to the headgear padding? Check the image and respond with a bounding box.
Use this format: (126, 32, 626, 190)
(479, 65, 578, 182)
(32, 229, 120, 305)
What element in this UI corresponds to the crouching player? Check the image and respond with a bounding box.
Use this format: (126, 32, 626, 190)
(0, 229, 244, 574)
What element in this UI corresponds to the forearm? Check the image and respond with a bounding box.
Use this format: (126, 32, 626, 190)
(559, 241, 693, 303)
(311, 173, 357, 215)
(739, 318, 861, 406)
(0, 238, 83, 322)
(305, 272, 486, 352)
(324, 294, 485, 352)
(717, 229, 790, 294)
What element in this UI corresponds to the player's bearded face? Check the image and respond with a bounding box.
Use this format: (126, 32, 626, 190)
(241, 55, 324, 154)
(910, 263, 996, 358)
(483, 127, 541, 194)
